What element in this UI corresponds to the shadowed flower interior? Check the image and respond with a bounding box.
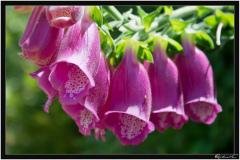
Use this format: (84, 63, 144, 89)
(185, 102, 222, 125)
(151, 112, 187, 132)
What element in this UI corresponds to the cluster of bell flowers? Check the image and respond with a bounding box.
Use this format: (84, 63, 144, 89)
(19, 6, 222, 145)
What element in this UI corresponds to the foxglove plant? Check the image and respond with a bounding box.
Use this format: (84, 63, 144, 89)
(19, 6, 64, 66)
(174, 38, 222, 124)
(104, 47, 154, 145)
(18, 5, 232, 146)
(147, 43, 188, 132)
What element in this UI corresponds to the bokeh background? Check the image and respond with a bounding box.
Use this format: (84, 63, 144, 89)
(5, 6, 235, 154)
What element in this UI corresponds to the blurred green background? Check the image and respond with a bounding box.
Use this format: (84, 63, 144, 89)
(5, 6, 235, 154)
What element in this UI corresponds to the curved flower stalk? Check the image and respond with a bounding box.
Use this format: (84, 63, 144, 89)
(174, 39, 222, 125)
(104, 47, 154, 145)
(61, 53, 110, 136)
(49, 19, 101, 106)
(19, 6, 64, 66)
(148, 45, 188, 132)
(46, 6, 85, 28)
(30, 67, 57, 113)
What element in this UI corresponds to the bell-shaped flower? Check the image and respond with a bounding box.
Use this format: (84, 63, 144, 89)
(49, 20, 101, 106)
(61, 53, 110, 136)
(19, 6, 64, 66)
(46, 6, 85, 28)
(30, 67, 57, 112)
(174, 39, 222, 124)
(104, 47, 154, 145)
(147, 45, 188, 132)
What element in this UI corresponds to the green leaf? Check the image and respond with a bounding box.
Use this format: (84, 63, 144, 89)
(107, 20, 122, 30)
(143, 48, 153, 62)
(164, 6, 173, 16)
(137, 42, 153, 63)
(215, 10, 234, 28)
(195, 31, 215, 49)
(165, 36, 183, 53)
(170, 19, 188, 33)
(204, 15, 218, 27)
(143, 6, 163, 31)
(147, 35, 182, 55)
(204, 10, 234, 29)
(137, 6, 147, 17)
(88, 6, 103, 26)
(98, 26, 115, 57)
(122, 9, 133, 20)
(197, 6, 212, 18)
(115, 40, 127, 59)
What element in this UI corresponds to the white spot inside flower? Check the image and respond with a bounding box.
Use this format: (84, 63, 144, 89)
(79, 108, 94, 129)
(64, 66, 88, 98)
(191, 103, 213, 122)
(119, 114, 146, 140)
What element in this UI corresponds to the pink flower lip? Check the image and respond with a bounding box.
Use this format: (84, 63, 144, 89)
(104, 111, 154, 145)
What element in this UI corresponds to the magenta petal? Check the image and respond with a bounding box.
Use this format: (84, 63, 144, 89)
(49, 62, 91, 105)
(19, 6, 64, 66)
(148, 47, 188, 132)
(62, 104, 98, 136)
(104, 48, 154, 145)
(46, 6, 85, 28)
(84, 53, 110, 119)
(174, 39, 222, 125)
(49, 21, 101, 105)
(30, 67, 57, 112)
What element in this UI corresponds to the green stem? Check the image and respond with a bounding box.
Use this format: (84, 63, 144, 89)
(149, 6, 226, 33)
(103, 6, 142, 32)
(103, 6, 123, 21)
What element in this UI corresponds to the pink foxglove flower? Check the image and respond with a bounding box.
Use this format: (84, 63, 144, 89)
(174, 39, 222, 124)
(61, 53, 110, 136)
(19, 6, 64, 66)
(46, 6, 85, 28)
(49, 20, 100, 106)
(104, 47, 154, 145)
(30, 67, 57, 112)
(148, 46, 188, 132)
